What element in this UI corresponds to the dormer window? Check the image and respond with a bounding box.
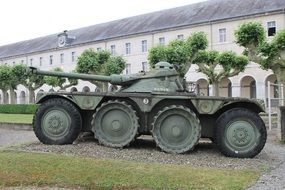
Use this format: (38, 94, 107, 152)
(57, 30, 76, 47)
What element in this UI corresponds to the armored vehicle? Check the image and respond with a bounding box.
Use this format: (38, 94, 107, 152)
(29, 62, 267, 158)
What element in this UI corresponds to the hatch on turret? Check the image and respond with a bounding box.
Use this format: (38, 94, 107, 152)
(155, 62, 175, 70)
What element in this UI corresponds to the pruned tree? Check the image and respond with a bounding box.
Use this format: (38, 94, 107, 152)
(194, 50, 248, 96)
(148, 32, 208, 77)
(76, 49, 126, 92)
(0, 65, 12, 103)
(148, 32, 247, 96)
(44, 67, 78, 90)
(235, 22, 285, 104)
(0, 64, 29, 103)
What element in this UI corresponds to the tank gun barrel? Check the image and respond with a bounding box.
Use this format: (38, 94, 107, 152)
(27, 67, 138, 85)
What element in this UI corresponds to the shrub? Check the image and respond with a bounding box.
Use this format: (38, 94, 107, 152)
(0, 104, 38, 114)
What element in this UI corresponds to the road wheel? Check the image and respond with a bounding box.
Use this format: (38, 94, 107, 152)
(151, 105, 201, 154)
(215, 108, 267, 158)
(92, 100, 139, 148)
(33, 98, 82, 144)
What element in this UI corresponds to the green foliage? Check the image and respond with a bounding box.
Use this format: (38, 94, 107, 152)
(44, 67, 78, 90)
(0, 65, 12, 91)
(105, 56, 126, 75)
(76, 49, 126, 91)
(0, 104, 38, 114)
(148, 32, 208, 76)
(195, 50, 248, 84)
(44, 67, 66, 87)
(218, 51, 248, 74)
(76, 49, 126, 75)
(272, 29, 285, 50)
(235, 22, 265, 48)
(148, 45, 168, 68)
(186, 32, 208, 53)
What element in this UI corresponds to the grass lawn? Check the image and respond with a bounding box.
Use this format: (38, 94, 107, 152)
(0, 150, 260, 190)
(0, 114, 33, 124)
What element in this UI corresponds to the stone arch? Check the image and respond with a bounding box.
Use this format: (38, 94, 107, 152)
(219, 78, 232, 97)
(108, 85, 118, 92)
(196, 78, 209, 96)
(19, 91, 26, 104)
(240, 76, 256, 98)
(82, 86, 90, 92)
(94, 87, 101, 92)
(265, 74, 278, 98)
(70, 87, 78, 92)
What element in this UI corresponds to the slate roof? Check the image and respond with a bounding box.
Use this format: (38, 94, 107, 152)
(1, 0, 285, 60)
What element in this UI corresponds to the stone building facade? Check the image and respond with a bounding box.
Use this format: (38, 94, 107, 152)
(0, 0, 285, 105)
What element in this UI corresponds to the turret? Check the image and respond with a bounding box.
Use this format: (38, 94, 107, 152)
(28, 62, 185, 93)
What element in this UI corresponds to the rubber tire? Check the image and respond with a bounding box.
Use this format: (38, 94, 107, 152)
(214, 108, 267, 158)
(152, 105, 201, 154)
(33, 98, 82, 145)
(92, 100, 139, 148)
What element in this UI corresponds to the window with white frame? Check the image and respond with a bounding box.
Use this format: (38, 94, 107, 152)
(30, 58, 33, 66)
(177, 34, 184, 40)
(60, 53, 64, 64)
(12, 61, 15, 66)
(126, 63, 131, 74)
(71, 52, 76, 62)
(125, 43, 131, 55)
(267, 21, 276, 37)
(39, 57, 43, 66)
(110, 45, 116, 55)
(142, 40, 147, 53)
(159, 37, 165, 45)
(49, 55, 53, 65)
(142, 61, 148, 72)
(97, 47, 102, 51)
(219, 28, 227, 43)
(21, 60, 24, 64)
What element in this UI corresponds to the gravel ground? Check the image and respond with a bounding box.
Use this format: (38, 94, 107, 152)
(10, 129, 283, 171)
(247, 129, 285, 190)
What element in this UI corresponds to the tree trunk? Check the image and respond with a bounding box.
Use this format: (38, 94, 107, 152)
(29, 87, 35, 104)
(3, 90, 8, 104)
(92, 81, 109, 92)
(9, 88, 16, 104)
(212, 81, 220, 97)
(102, 82, 109, 92)
(273, 67, 285, 106)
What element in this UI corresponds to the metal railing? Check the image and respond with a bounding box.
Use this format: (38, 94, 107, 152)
(267, 81, 284, 130)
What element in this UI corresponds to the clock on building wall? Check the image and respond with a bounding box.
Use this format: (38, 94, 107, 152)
(58, 35, 67, 47)
(57, 30, 76, 48)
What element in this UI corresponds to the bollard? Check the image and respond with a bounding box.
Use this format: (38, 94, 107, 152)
(278, 106, 285, 142)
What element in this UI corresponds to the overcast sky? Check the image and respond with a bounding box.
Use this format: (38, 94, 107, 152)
(0, 0, 206, 46)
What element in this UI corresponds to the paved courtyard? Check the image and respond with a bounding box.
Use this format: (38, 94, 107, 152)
(0, 128, 37, 147)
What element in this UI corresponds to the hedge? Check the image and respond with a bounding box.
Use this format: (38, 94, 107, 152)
(0, 104, 38, 114)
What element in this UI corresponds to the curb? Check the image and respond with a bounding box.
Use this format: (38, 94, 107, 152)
(0, 123, 32, 131)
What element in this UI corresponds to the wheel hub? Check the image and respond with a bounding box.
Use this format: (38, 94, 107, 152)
(171, 126, 182, 137)
(233, 128, 250, 145)
(42, 109, 71, 138)
(227, 120, 255, 148)
(111, 120, 122, 131)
